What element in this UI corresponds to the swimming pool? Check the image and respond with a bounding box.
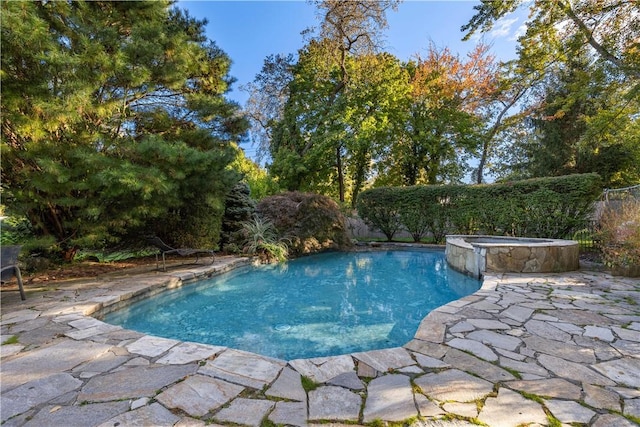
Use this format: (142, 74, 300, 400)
(104, 250, 480, 360)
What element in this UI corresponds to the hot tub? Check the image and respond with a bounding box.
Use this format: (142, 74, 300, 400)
(445, 235, 579, 279)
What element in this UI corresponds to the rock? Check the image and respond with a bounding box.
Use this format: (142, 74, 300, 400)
(213, 398, 274, 427)
(478, 388, 547, 427)
(414, 369, 493, 402)
(155, 374, 244, 417)
(363, 374, 417, 422)
(308, 386, 361, 421)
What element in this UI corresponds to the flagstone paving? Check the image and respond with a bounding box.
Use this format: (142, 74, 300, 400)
(1, 256, 639, 426)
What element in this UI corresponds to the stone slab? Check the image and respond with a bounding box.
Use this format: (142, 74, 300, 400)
(624, 398, 640, 418)
(155, 374, 244, 416)
(289, 355, 354, 383)
(442, 402, 477, 418)
(266, 366, 307, 401)
(545, 399, 596, 424)
(478, 388, 547, 427)
(97, 402, 180, 427)
(415, 393, 445, 417)
(505, 378, 582, 400)
(583, 383, 621, 411)
(467, 318, 510, 330)
(592, 357, 640, 388)
(404, 340, 448, 359)
(467, 329, 522, 351)
(78, 364, 196, 402)
(23, 401, 129, 427)
(447, 337, 497, 361)
(584, 325, 615, 342)
(72, 351, 130, 375)
(592, 414, 639, 427)
(0, 339, 112, 392)
(523, 335, 596, 364)
(125, 335, 180, 357)
(1, 373, 82, 422)
(328, 371, 365, 390)
(414, 369, 493, 402)
(156, 342, 223, 365)
(352, 347, 415, 372)
(363, 374, 417, 422)
(199, 349, 285, 389)
(500, 305, 534, 323)
(537, 354, 615, 386)
(498, 357, 548, 377)
(414, 353, 450, 369)
(308, 386, 361, 421)
(524, 319, 571, 342)
(269, 401, 308, 427)
(443, 348, 515, 382)
(213, 398, 274, 427)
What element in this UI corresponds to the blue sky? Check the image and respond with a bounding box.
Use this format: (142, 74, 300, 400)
(179, 1, 527, 159)
(181, 1, 526, 104)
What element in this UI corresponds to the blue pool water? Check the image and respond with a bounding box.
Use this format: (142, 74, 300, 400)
(104, 250, 480, 360)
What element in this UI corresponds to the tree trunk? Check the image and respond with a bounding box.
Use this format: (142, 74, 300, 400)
(336, 145, 345, 203)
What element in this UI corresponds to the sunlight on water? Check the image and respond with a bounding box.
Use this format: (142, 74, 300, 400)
(104, 250, 480, 360)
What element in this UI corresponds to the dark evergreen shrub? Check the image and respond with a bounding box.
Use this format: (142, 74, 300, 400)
(220, 182, 257, 253)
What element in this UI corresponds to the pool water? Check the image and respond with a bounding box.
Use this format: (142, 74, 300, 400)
(104, 250, 480, 360)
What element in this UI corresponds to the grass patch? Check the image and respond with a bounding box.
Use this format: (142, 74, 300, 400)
(2, 335, 19, 345)
(625, 414, 640, 425)
(518, 391, 545, 405)
(501, 366, 522, 380)
(260, 418, 278, 427)
(300, 375, 320, 393)
(546, 414, 562, 427)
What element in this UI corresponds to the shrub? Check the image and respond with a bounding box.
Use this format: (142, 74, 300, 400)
(355, 187, 403, 241)
(241, 216, 288, 263)
(356, 173, 602, 241)
(257, 192, 352, 256)
(220, 182, 257, 253)
(598, 199, 640, 276)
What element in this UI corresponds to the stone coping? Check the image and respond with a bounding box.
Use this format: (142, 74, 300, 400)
(447, 234, 578, 248)
(1, 254, 639, 426)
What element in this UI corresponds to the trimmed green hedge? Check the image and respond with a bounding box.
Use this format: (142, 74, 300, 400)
(356, 173, 602, 243)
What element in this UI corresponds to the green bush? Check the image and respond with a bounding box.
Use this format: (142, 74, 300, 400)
(355, 187, 403, 241)
(356, 173, 602, 241)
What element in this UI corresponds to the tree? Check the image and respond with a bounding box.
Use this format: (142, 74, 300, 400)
(462, 0, 639, 81)
(1, 1, 248, 259)
(517, 56, 640, 186)
(463, 0, 640, 186)
(376, 44, 489, 186)
(242, 54, 295, 162)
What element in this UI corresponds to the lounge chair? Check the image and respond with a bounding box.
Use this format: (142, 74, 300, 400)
(146, 236, 215, 271)
(1, 245, 26, 300)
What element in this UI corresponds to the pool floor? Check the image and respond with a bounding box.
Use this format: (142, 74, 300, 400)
(104, 250, 480, 359)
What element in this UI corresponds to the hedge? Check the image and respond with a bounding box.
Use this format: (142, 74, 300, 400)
(356, 173, 602, 243)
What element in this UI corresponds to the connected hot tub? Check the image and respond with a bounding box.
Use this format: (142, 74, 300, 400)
(445, 235, 580, 279)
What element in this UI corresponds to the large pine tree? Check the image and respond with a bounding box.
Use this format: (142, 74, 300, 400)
(1, 1, 248, 259)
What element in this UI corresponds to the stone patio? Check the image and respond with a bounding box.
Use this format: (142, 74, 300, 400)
(1, 255, 639, 426)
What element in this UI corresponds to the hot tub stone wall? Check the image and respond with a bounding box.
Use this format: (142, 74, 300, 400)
(445, 236, 579, 279)
(485, 245, 579, 274)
